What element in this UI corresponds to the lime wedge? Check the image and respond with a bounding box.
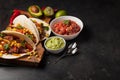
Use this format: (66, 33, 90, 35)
(55, 10, 67, 18)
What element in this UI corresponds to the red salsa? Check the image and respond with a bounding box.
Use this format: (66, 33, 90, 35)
(52, 20, 80, 35)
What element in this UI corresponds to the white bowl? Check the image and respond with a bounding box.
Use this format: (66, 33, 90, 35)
(50, 16, 83, 40)
(44, 36, 66, 54)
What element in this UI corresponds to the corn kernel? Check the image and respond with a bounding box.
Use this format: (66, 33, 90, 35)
(30, 53, 33, 56)
(25, 29, 28, 32)
(0, 37, 2, 40)
(26, 49, 29, 52)
(35, 55, 39, 58)
(7, 27, 12, 30)
(0, 52, 3, 57)
(16, 43, 21, 48)
(12, 53, 20, 56)
(46, 33, 49, 37)
(10, 40, 16, 46)
(29, 31, 33, 34)
(14, 43, 17, 46)
(27, 56, 31, 59)
(0, 45, 3, 48)
(12, 28, 17, 31)
(33, 51, 37, 55)
(3, 39, 10, 43)
(1, 41, 5, 45)
(0, 51, 4, 53)
(10, 42, 14, 46)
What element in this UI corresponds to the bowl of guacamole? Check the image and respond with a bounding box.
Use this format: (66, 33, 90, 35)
(44, 36, 66, 54)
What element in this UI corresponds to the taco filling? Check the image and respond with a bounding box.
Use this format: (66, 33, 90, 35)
(6, 24, 36, 43)
(31, 20, 49, 40)
(0, 33, 33, 56)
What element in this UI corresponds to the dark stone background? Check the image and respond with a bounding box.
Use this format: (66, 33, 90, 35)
(0, 0, 120, 80)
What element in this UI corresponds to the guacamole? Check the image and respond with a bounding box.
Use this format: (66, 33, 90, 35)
(45, 37, 65, 50)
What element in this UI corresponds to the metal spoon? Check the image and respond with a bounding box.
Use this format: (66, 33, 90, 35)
(68, 42, 77, 49)
(54, 42, 78, 64)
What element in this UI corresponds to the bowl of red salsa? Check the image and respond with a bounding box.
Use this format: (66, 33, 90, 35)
(50, 16, 83, 40)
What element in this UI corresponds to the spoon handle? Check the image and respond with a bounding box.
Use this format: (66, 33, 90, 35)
(54, 42, 77, 64)
(54, 53, 67, 64)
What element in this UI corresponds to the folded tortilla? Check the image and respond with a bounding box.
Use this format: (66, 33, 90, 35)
(0, 30, 36, 59)
(7, 15, 40, 45)
(29, 18, 51, 41)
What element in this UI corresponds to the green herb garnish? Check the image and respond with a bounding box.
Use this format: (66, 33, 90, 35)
(17, 25, 23, 29)
(4, 44, 10, 50)
(41, 23, 49, 31)
(43, 26, 49, 31)
(0, 33, 5, 37)
(21, 40, 26, 47)
(63, 20, 70, 25)
(26, 34, 33, 40)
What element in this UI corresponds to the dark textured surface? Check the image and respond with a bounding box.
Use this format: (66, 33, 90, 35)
(0, 0, 120, 80)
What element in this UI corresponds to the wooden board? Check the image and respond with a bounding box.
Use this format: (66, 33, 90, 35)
(0, 10, 52, 67)
(0, 43, 44, 67)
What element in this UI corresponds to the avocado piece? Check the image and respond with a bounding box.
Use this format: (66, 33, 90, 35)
(43, 6, 54, 16)
(28, 5, 42, 17)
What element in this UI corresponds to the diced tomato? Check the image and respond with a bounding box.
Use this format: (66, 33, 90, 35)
(0, 46, 4, 51)
(8, 46, 18, 54)
(25, 43, 33, 51)
(13, 46, 17, 51)
(16, 29, 24, 33)
(53, 20, 80, 35)
(60, 27, 66, 34)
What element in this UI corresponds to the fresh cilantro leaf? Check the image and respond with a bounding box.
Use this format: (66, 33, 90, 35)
(63, 20, 70, 25)
(21, 40, 26, 47)
(17, 25, 23, 29)
(43, 26, 49, 31)
(26, 34, 33, 40)
(4, 44, 10, 50)
(0, 33, 5, 37)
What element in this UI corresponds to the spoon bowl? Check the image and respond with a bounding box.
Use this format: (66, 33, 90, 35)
(54, 42, 78, 63)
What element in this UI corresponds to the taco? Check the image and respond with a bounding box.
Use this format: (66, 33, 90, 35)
(6, 15, 40, 45)
(29, 18, 51, 41)
(0, 30, 36, 59)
